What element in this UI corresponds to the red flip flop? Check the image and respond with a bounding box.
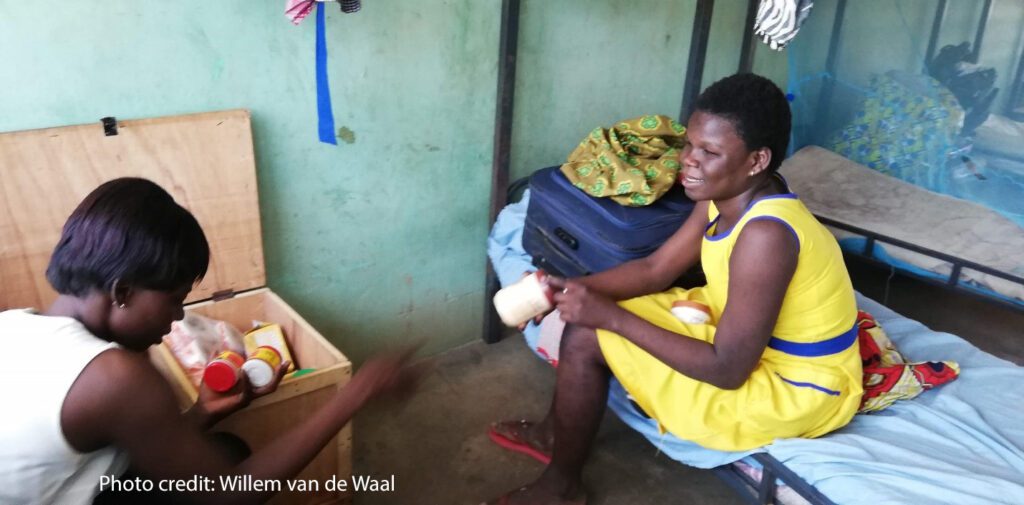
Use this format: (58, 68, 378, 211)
(487, 421, 552, 464)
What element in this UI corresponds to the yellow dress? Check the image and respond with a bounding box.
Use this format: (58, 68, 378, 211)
(597, 192, 863, 451)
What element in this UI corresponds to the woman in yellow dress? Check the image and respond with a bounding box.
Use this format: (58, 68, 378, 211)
(485, 73, 862, 505)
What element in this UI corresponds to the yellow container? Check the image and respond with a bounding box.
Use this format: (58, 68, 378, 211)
(245, 323, 296, 374)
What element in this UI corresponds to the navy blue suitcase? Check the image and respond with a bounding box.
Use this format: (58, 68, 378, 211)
(522, 166, 695, 278)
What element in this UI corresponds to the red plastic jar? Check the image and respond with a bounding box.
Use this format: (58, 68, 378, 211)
(203, 350, 245, 392)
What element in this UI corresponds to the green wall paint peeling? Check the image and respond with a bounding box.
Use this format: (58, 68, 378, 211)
(337, 126, 357, 144)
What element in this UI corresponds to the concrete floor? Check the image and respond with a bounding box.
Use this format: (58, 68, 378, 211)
(352, 257, 1024, 505)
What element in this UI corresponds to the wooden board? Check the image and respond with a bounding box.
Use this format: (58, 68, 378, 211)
(3, 111, 353, 505)
(0, 110, 265, 310)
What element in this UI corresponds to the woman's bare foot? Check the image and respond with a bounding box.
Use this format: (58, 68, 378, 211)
(488, 419, 555, 463)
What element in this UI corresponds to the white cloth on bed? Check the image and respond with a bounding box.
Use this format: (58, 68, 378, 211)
(486, 189, 545, 354)
(486, 189, 535, 289)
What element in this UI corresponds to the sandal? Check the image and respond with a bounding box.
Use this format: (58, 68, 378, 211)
(487, 420, 552, 464)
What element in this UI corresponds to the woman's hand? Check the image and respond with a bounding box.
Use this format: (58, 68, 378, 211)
(548, 277, 622, 330)
(346, 344, 425, 406)
(188, 360, 291, 430)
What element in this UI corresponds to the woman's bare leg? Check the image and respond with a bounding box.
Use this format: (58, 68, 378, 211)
(486, 324, 609, 505)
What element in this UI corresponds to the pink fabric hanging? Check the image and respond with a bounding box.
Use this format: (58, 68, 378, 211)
(286, 0, 317, 25)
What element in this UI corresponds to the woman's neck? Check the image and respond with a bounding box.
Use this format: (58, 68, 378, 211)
(45, 294, 112, 341)
(713, 173, 785, 229)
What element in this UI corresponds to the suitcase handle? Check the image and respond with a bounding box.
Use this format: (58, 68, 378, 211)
(554, 227, 578, 250)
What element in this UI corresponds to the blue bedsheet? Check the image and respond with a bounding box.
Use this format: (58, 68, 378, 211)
(767, 294, 1024, 504)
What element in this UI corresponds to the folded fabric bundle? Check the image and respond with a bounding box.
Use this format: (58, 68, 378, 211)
(561, 114, 686, 207)
(856, 310, 960, 413)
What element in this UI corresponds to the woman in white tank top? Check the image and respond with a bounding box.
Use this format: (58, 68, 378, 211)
(0, 178, 418, 505)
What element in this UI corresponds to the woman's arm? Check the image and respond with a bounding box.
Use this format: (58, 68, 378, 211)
(62, 348, 414, 505)
(554, 218, 798, 389)
(574, 200, 710, 300)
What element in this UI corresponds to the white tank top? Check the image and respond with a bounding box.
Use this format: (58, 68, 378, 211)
(0, 309, 129, 505)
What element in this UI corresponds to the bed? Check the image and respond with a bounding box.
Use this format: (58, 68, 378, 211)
(487, 190, 1024, 505)
(780, 146, 1024, 310)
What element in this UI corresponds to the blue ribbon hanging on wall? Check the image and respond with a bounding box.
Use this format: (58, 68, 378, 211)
(316, 2, 337, 145)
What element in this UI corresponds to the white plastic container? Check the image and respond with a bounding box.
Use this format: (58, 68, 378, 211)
(242, 345, 283, 388)
(670, 300, 712, 325)
(493, 271, 556, 327)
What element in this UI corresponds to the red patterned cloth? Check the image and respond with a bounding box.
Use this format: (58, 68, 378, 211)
(857, 310, 960, 413)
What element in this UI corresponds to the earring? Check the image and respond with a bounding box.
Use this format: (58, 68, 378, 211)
(112, 301, 126, 309)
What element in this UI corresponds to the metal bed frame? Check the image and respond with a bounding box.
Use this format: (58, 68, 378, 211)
(713, 453, 836, 505)
(817, 216, 1024, 313)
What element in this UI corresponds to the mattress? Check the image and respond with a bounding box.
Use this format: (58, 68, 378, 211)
(780, 146, 1024, 304)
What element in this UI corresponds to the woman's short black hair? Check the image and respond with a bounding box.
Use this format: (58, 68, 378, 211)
(694, 73, 791, 172)
(46, 177, 210, 297)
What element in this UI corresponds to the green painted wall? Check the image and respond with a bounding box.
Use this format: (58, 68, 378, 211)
(510, 0, 789, 182)
(702, 0, 787, 90)
(509, 0, 697, 181)
(0, 0, 500, 364)
(1, 1, 782, 363)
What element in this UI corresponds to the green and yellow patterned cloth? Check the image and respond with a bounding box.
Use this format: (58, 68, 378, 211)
(561, 114, 686, 206)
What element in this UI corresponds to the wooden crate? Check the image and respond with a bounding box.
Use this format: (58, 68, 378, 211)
(0, 110, 353, 505)
(151, 289, 352, 505)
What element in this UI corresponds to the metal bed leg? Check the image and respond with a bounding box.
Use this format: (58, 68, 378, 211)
(757, 463, 777, 504)
(483, 0, 521, 344)
(738, 0, 759, 74)
(680, 0, 715, 122)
